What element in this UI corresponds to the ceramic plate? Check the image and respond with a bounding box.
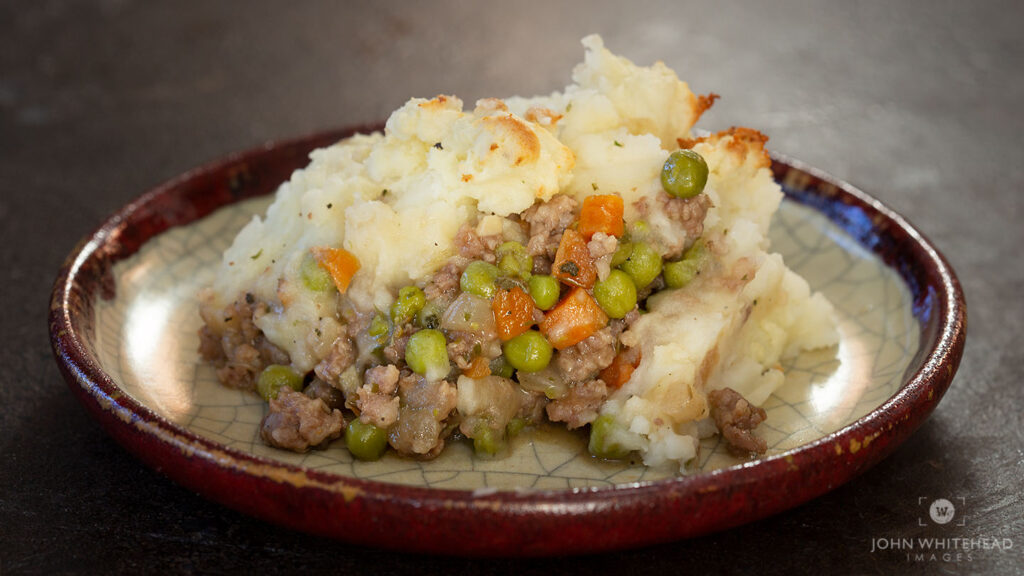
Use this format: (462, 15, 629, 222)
(50, 127, 965, 556)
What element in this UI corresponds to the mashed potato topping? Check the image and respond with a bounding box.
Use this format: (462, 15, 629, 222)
(199, 35, 837, 470)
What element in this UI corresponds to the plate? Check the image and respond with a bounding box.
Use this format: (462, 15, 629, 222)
(49, 126, 966, 556)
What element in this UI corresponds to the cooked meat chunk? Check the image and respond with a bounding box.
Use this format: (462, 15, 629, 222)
(708, 387, 768, 455)
(523, 194, 579, 262)
(260, 388, 345, 452)
(364, 364, 400, 394)
(555, 327, 616, 383)
(546, 378, 608, 429)
(355, 365, 402, 428)
(454, 224, 501, 262)
(388, 374, 458, 458)
(382, 326, 415, 365)
(304, 378, 345, 411)
(423, 262, 462, 307)
(201, 296, 289, 390)
(664, 193, 712, 252)
(356, 387, 400, 428)
(313, 336, 356, 386)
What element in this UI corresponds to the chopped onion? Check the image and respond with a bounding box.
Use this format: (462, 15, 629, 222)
(441, 292, 496, 333)
(517, 365, 568, 400)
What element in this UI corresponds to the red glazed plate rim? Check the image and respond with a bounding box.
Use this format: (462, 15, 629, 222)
(49, 127, 966, 556)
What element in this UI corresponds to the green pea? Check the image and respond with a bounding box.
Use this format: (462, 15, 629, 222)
(390, 285, 426, 325)
(618, 241, 662, 289)
(460, 260, 500, 299)
(628, 220, 651, 242)
(527, 274, 560, 310)
(346, 418, 389, 461)
(664, 240, 708, 289)
(496, 241, 533, 280)
(472, 422, 503, 456)
(661, 149, 709, 199)
(506, 417, 527, 437)
(417, 301, 443, 329)
(489, 356, 516, 379)
(404, 329, 450, 380)
(300, 253, 333, 292)
(502, 330, 553, 373)
(610, 240, 633, 268)
(256, 364, 304, 401)
(588, 413, 630, 460)
(593, 270, 638, 319)
(367, 312, 391, 347)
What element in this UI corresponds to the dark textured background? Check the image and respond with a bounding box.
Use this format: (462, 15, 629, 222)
(3, 1, 1022, 573)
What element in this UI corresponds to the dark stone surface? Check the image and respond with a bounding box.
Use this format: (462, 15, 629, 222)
(2, 1, 1021, 573)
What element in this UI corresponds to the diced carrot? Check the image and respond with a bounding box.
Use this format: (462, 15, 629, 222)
(578, 194, 624, 240)
(552, 228, 597, 289)
(463, 355, 491, 378)
(539, 287, 608, 350)
(599, 349, 641, 389)
(310, 246, 361, 294)
(492, 285, 536, 341)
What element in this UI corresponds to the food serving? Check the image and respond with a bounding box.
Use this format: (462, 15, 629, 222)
(197, 35, 837, 470)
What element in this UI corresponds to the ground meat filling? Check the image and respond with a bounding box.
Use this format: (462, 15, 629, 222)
(556, 327, 616, 383)
(260, 387, 345, 452)
(546, 379, 608, 429)
(199, 295, 289, 390)
(313, 335, 356, 387)
(388, 374, 458, 458)
(707, 387, 768, 455)
(204, 184, 742, 460)
(355, 365, 401, 428)
(523, 194, 578, 273)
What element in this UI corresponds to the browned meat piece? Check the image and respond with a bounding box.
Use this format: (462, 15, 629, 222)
(454, 224, 501, 262)
(664, 193, 712, 255)
(633, 192, 712, 259)
(708, 387, 768, 455)
(303, 378, 345, 411)
(313, 335, 356, 386)
(516, 389, 549, 423)
(546, 379, 608, 429)
(353, 365, 401, 428)
(636, 275, 666, 302)
(608, 308, 640, 338)
(382, 327, 414, 365)
(363, 364, 400, 394)
(555, 327, 616, 383)
(356, 388, 400, 428)
(423, 262, 462, 307)
(216, 343, 261, 390)
(522, 194, 579, 261)
(198, 325, 224, 361)
(388, 374, 458, 458)
(200, 295, 289, 390)
(260, 387, 345, 452)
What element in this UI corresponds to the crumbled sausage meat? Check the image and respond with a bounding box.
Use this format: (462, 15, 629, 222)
(260, 388, 345, 452)
(555, 327, 616, 383)
(707, 387, 768, 455)
(523, 194, 579, 266)
(388, 374, 458, 458)
(201, 296, 289, 390)
(546, 379, 608, 429)
(313, 335, 356, 386)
